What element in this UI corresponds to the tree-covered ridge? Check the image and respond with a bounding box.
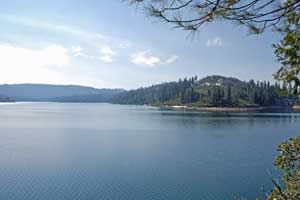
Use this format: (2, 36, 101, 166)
(113, 75, 296, 107)
(0, 84, 125, 102)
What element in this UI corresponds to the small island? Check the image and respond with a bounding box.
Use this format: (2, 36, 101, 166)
(112, 75, 299, 112)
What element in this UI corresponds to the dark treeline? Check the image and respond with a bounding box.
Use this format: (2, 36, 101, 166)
(113, 81, 181, 105)
(113, 75, 296, 107)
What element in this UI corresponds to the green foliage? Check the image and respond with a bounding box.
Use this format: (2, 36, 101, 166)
(267, 137, 300, 200)
(273, 4, 300, 95)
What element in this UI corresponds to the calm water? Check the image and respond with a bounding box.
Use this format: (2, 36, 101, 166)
(0, 103, 299, 200)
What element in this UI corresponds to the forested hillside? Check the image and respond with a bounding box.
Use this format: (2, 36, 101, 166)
(0, 84, 124, 102)
(113, 75, 295, 107)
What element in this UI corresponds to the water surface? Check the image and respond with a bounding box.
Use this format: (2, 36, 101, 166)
(0, 103, 299, 200)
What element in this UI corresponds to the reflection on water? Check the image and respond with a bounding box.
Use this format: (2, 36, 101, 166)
(0, 103, 299, 200)
(157, 110, 300, 129)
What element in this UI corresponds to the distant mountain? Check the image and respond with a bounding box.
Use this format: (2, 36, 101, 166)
(0, 84, 125, 102)
(0, 94, 14, 102)
(52, 92, 124, 103)
(112, 75, 295, 107)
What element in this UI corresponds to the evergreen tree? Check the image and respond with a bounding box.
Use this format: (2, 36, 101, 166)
(227, 86, 232, 104)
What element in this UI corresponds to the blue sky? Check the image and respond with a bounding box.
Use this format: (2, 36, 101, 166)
(0, 0, 281, 89)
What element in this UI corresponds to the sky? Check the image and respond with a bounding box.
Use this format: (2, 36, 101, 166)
(0, 0, 282, 89)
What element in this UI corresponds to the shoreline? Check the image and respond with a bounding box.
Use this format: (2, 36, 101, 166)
(1, 101, 299, 112)
(161, 105, 297, 112)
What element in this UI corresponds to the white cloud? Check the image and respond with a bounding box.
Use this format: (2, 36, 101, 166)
(0, 43, 69, 83)
(206, 37, 223, 47)
(99, 46, 116, 63)
(99, 55, 113, 63)
(71, 46, 94, 59)
(130, 51, 161, 67)
(165, 55, 179, 64)
(71, 45, 117, 62)
(71, 46, 83, 56)
(119, 41, 131, 49)
(33, 44, 69, 66)
(130, 52, 179, 67)
(0, 14, 181, 68)
(100, 46, 115, 56)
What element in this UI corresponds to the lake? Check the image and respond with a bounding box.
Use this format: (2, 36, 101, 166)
(0, 103, 299, 200)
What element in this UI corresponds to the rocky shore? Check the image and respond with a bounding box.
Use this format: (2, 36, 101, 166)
(162, 105, 296, 112)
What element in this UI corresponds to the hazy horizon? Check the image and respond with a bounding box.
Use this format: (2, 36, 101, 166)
(0, 74, 278, 90)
